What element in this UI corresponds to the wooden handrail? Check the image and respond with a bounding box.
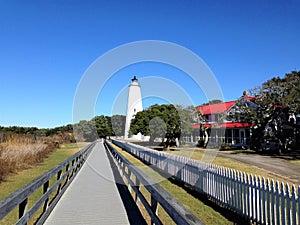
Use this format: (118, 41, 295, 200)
(0, 142, 96, 224)
(104, 140, 203, 225)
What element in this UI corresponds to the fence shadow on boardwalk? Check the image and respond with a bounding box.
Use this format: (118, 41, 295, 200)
(105, 149, 147, 225)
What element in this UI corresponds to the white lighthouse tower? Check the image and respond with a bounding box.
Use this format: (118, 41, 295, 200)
(124, 76, 143, 139)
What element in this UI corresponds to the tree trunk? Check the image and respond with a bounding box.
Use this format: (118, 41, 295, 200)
(175, 138, 180, 147)
(149, 135, 155, 145)
(204, 130, 209, 148)
(164, 138, 170, 150)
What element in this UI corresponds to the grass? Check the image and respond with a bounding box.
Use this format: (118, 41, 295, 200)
(0, 142, 89, 225)
(290, 160, 300, 166)
(0, 133, 65, 182)
(110, 143, 233, 225)
(0, 142, 53, 182)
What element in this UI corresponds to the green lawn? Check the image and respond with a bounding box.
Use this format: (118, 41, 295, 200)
(0, 142, 89, 225)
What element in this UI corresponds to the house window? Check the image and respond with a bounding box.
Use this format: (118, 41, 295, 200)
(215, 114, 221, 122)
(245, 129, 250, 144)
(225, 129, 232, 144)
(234, 129, 240, 144)
(205, 115, 209, 121)
(240, 130, 245, 144)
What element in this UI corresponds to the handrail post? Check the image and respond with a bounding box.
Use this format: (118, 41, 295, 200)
(56, 170, 62, 195)
(151, 195, 158, 225)
(62, 163, 71, 190)
(78, 155, 82, 169)
(127, 169, 132, 193)
(65, 163, 70, 181)
(19, 198, 28, 222)
(78, 155, 82, 168)
(135, 179, 140, 203)
(70, 159, 75, 178)
(43, 181, 50, 212)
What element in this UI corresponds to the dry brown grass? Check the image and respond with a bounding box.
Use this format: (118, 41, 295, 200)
(0, 133, 57, 182)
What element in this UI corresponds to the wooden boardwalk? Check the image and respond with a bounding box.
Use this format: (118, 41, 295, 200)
(44, 142, 144, 225)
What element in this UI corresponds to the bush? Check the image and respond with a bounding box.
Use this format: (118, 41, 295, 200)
(197, 139, 205, 148)
(0, 134, 57, 182)
(220, 143, 232, 150)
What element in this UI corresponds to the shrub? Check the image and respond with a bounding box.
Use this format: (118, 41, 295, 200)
(220, 143, 232, 150)
(0, 134, 56, 182)
(197, 139, 205, 148)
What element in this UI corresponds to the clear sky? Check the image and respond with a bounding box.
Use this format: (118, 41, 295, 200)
(0, 0, 299, 128)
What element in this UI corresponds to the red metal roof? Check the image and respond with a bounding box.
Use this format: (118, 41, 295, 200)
(191, 123, 200, 129)
(245, 96, 255, 101)
(202, 122, 254, 128)
(196, 101, 235, 115)
(221, 122, 254, 128)
(192, 96, 257, 129)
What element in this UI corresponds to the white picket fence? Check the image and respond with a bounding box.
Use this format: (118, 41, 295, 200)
(112, 140, 300, 225)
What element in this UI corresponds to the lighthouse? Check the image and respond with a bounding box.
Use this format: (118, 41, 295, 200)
(124, 76, 143, 139)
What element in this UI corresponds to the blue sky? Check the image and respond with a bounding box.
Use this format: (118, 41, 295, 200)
(0, 0, 299, 128)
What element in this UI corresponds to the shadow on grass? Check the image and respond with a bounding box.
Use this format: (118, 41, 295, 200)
(222, 148, 300, 161)
(143, 161, 251, 225)
(270, 150, 300, 161)
(224, 150, 257, 155)
(167, 176, 251, 225)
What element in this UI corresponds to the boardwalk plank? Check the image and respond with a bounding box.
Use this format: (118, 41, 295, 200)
(44, 142, 130, 225)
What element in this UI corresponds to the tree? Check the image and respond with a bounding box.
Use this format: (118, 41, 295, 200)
(200, 99, 223, 105)
(92, 116, 113, 138)
(149, 117, 167, 143)
(111, 115, 126, 137)
(176, 105, 198, 140)
(240, 71, 300, 151)
(279, 71, 300, 113)
(73, 120, 98, 142)
(130, 104, 181, 149)
(129, 108, 151, 137)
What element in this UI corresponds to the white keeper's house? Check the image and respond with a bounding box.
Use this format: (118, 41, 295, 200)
(196, 92, 256, 148)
